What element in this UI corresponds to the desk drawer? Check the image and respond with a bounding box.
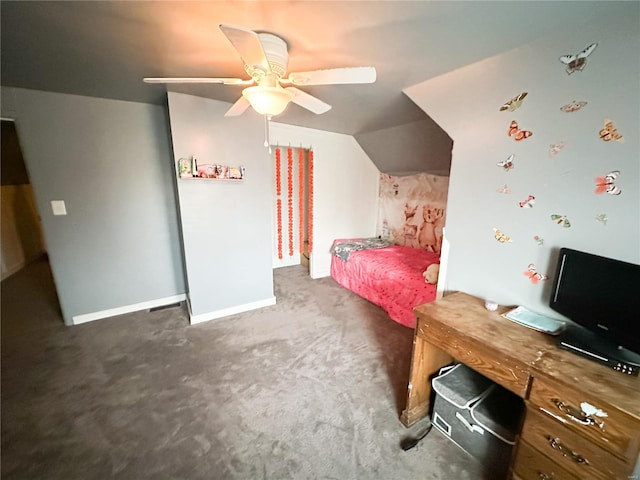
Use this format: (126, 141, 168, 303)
(416, 319, 531, 397)
(513, 440, 579, 480)
(521, 407, 629, 480)
(529, 377, 639, 460)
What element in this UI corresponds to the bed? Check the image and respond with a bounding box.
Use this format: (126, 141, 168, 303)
(330, 238, 441, 328)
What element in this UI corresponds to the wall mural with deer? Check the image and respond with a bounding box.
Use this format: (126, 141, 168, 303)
(377, 173, 449, 253)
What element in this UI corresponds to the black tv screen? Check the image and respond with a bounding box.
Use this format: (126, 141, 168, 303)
(549, 248, 640, 355)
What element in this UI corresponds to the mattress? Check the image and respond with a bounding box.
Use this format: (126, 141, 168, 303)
(330, 239, 440, 328)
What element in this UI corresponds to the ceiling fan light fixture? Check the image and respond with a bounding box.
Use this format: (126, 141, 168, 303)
(242, 86, 294, 116)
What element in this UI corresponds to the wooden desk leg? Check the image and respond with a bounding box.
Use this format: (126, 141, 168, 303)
(400, 334, 453, 427)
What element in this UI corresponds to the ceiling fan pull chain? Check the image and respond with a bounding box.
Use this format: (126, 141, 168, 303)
(264, 115, 273, 153)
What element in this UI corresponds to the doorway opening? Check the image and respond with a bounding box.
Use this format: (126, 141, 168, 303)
(271, 145, 313, 275)
(1, 119, 63, 329)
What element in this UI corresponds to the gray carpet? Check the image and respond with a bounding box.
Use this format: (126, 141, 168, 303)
(1, 257, 486, 479)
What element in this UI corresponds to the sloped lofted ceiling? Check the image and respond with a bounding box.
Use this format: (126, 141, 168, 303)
(0, 1, 612, 174)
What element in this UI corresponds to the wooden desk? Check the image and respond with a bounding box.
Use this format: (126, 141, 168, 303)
(401, 292, 640, 480)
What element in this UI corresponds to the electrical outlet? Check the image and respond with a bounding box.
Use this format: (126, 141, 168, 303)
(51, 200, 67, 216)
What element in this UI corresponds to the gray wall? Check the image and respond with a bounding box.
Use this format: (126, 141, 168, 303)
(355, 116, 453, 176)
(405, 3, 639, 315)
(0, 87, 186, 324)
(167, 92, 274, 320)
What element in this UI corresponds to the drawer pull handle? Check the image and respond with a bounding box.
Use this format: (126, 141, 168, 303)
(546, 435, 590, 465)
(551, 398, 606, 430)
(537, 473, 552, 480)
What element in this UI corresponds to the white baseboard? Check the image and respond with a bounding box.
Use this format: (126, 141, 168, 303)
(310, 267, 330, 279)
(72, 294, 187, 325)
(189, 296, 277, 325)
(272, 253, 301, 268)
(1, 261, 25, 281)
(1, 252, 46, 281)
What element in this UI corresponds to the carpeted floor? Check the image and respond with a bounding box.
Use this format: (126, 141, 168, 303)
(1, 257, 488, 479)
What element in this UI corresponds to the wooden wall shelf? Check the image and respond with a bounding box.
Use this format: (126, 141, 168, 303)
(176, 157, 245, 181)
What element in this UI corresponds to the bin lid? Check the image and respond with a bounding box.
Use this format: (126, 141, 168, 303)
(470, 384, 523, 444)
(432, 364, 494, 410)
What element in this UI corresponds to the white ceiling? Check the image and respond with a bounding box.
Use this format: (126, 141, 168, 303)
(1, 1, 612, 136)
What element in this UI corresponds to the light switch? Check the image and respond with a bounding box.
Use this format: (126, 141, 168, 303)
(51, 200, 67, 216)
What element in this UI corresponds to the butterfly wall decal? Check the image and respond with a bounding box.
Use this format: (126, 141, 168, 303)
(508, 120, 533, 141)
(524, 264, 548, 284)
(560, 100, 587, 113)
(549, 141, 566, 157)
(500, 92, 528, 112)
(551, 214, 571, 228)
(493, 228, 512, 243)
(497, 154, 515, 172)
(599, 119, 624, 142)
(518, 195, 535, 208)
(559, 42, 598, 74)
(594, 170, 621, 195)
(595, 213, 608, 225)
(497, 184, 512, 194)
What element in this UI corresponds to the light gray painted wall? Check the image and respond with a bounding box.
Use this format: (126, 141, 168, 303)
(167, 92, 274, 319)
(0, 87, 186, 324)
(355, 117, 453, 176)
(405, 4, 640, 316)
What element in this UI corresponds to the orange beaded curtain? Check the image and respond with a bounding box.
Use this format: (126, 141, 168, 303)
(275, 147, 283, 260)
(287, 147, 294, 257)
(273, 146, 313, 259)
(308, 148, 314, 254)
(298, 148, 305, 255)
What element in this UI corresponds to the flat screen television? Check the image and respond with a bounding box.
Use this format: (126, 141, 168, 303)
(549, 248, 640, 367)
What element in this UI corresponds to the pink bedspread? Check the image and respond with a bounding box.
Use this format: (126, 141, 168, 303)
(330, 240, 440, 328)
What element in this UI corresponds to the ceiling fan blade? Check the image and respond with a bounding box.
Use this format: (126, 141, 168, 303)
(219, 24, 271, 75)
(285, 87, 331, 114)
(143, 77, 252, 85)
(224, 96, 251, 117)
(283, 67, 376, 86)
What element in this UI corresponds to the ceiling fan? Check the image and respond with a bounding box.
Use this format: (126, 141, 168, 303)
(144, 24, 377, 119)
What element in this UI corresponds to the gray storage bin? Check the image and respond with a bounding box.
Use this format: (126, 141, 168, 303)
(432, 363, 523, 478)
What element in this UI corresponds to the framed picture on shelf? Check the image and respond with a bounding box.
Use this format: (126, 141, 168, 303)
(178, 157, 193, 178)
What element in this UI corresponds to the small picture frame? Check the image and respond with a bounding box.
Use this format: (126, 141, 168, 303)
(228, 166, 244, 179)
(178, 158, 193, 178)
